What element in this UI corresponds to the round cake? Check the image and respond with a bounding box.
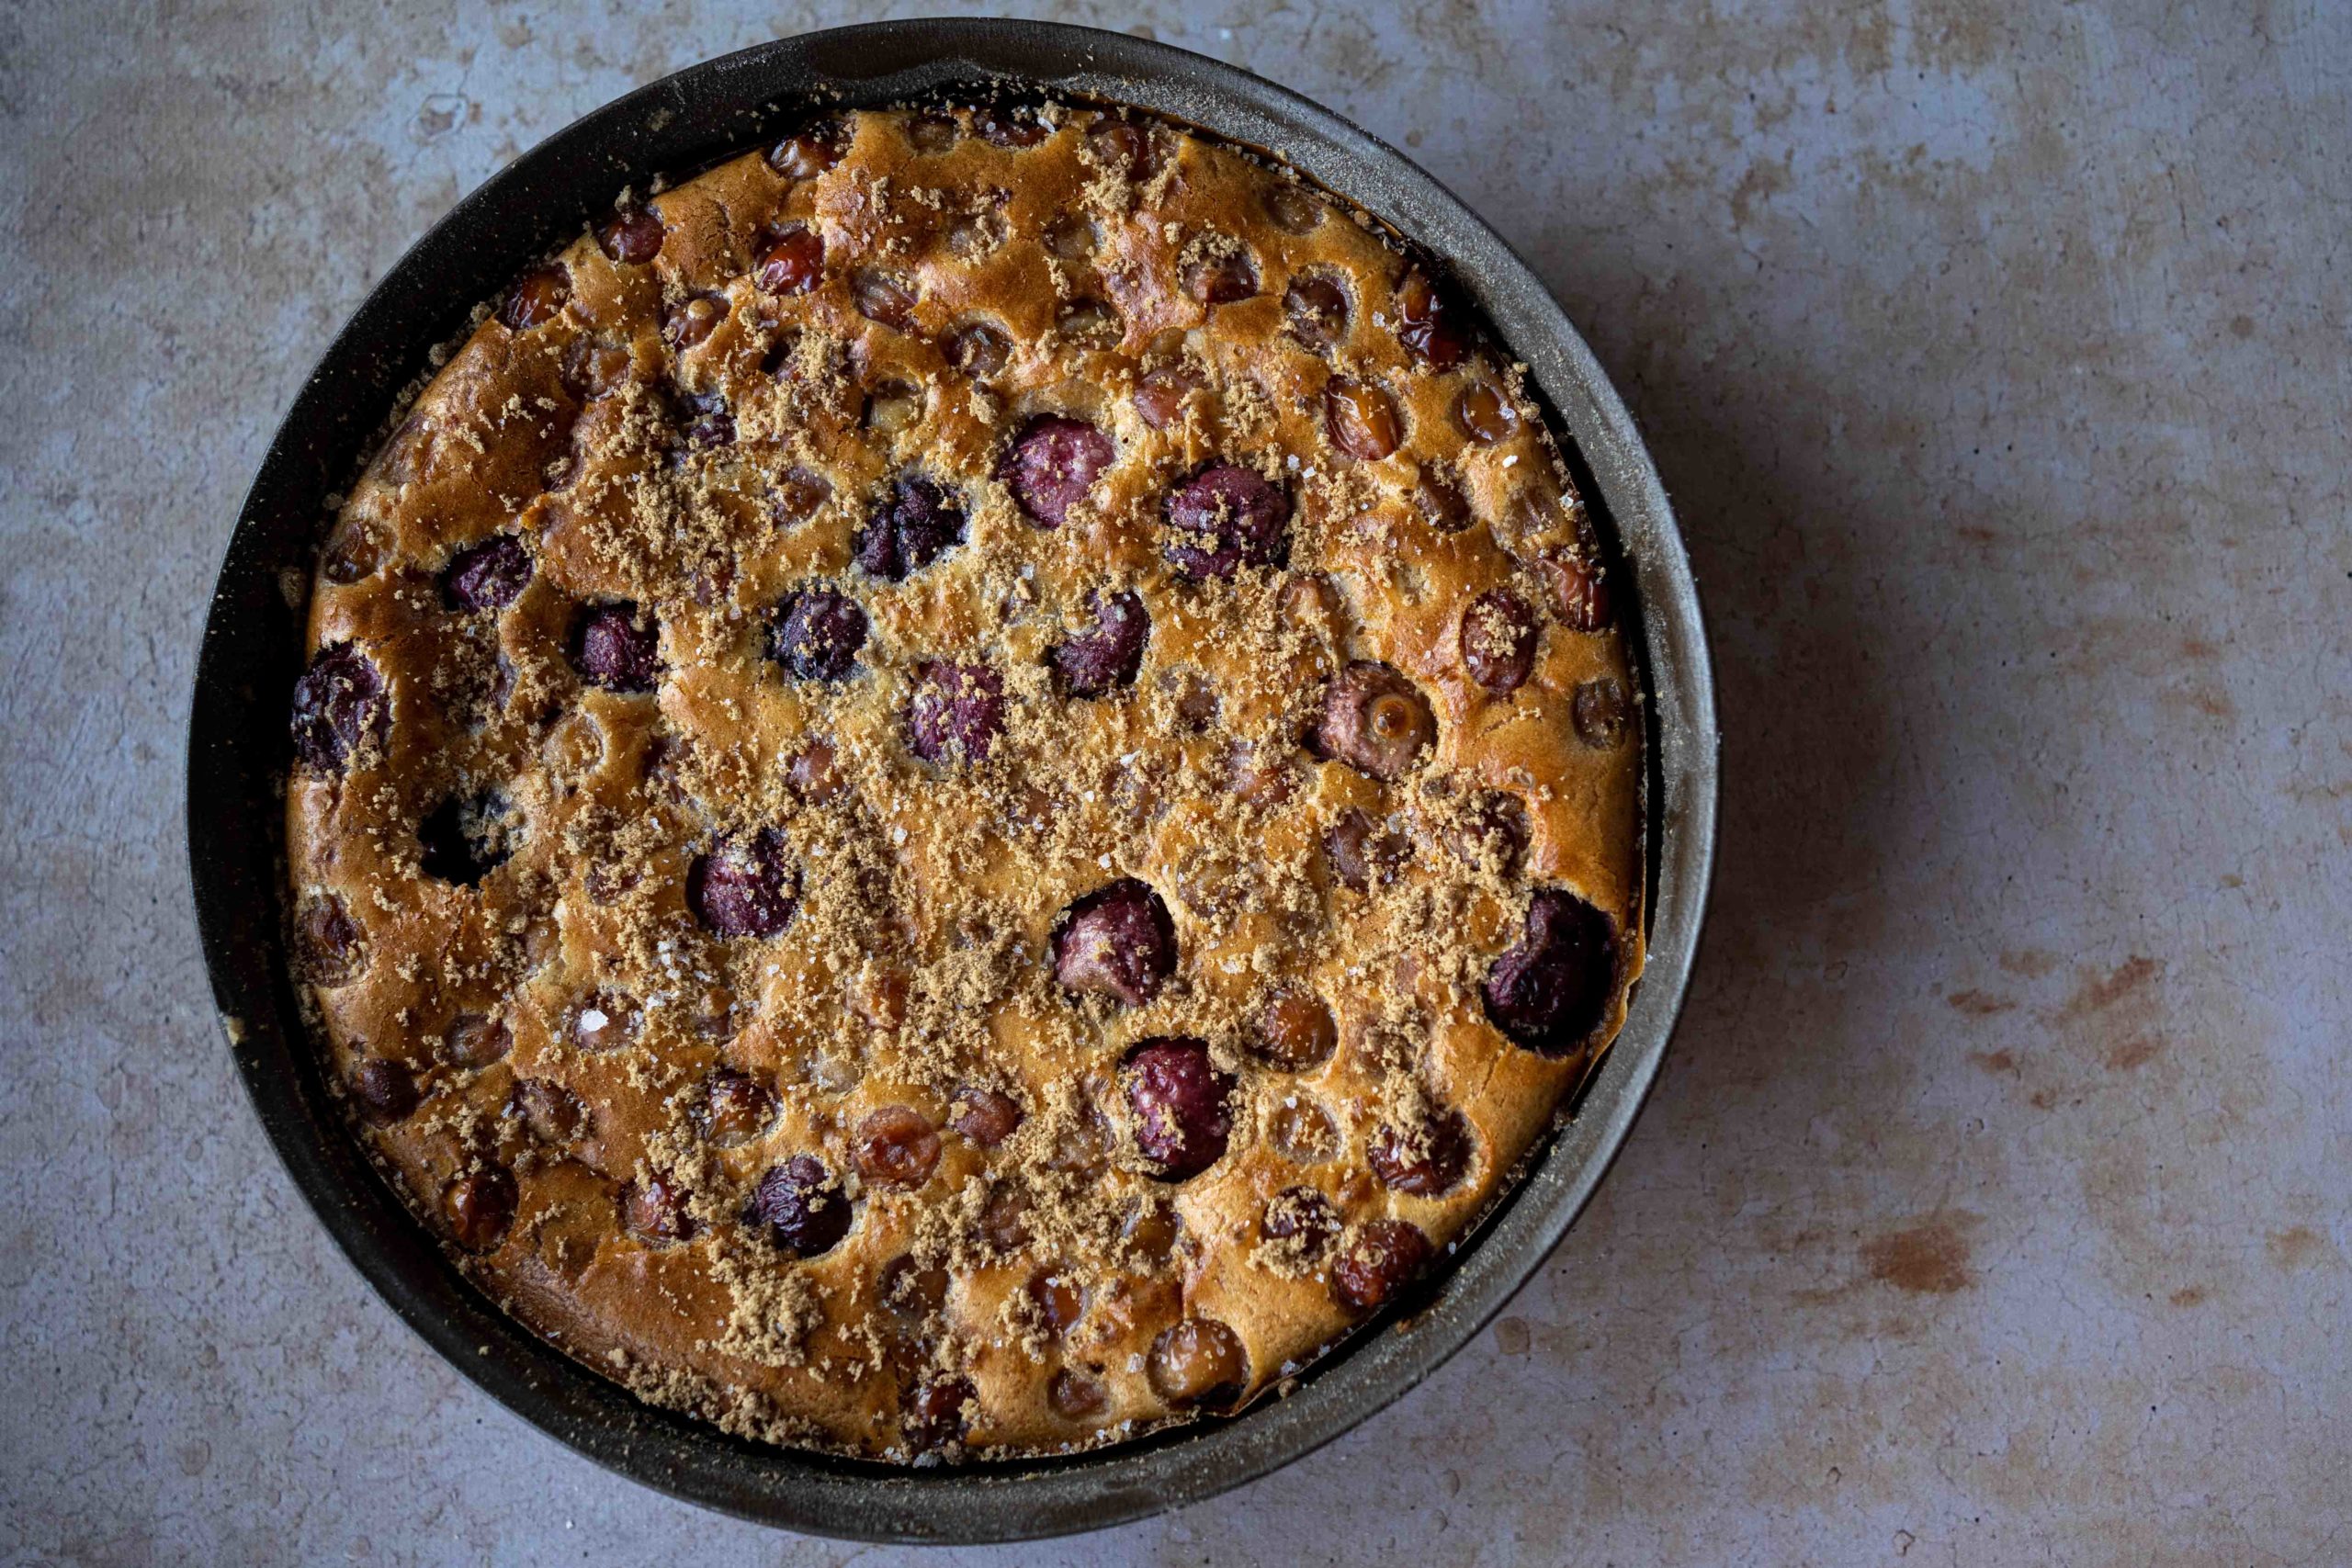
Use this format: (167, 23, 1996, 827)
(284, 100, 1644, 1461)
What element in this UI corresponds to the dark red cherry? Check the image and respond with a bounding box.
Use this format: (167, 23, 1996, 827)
(596, 207, 664, 265)
(1000, 414, 1115, 526)
(569, 602, 661, 691)
(1394, 270, 1468, 367)
(662, 292, 727, 350)
(754, 223, 824, 294)
(952, 1086, 1023, 1147)
(745, 1155, 853, 1256)
(1369, 1107, 1474, 1196)
(417, 792, 514, 886)
(1573, 677, 1630, 748)
(623, 1173, 695, 1243)
(1261, 1186, 1338, 1258)
(853, 1105, 943, 1188)
(1185, 250, 1259, 305)
(905, 660, 1006, 764)
(1122, 1037, 1232, 1180)
(499, 265, 569, 331)
(687, 828, 798, 939)
(443, 1168, 517, 1250)
(349, 1057, 421, 1125)
(1332, 1218, 1432, 1312)
(290, 643, 389, 773)
(441, 535, 533, 612)
(854, 474, 965, 581)
(767, 121, 844, 179)
(1460, 588, 1538, 694)
(1284, 274, 1349, 353)
(1147, 1318, 1247, 1406)
(1049, 590, 1149, 697)
(1052, 879, 1177, 1009)
(903, 1374, 977, 1450)
(295, 894, 365, 984)
(1311, 661, 1435, 781)
(1483, 888, 1617, 1055)
(769, 585, 868, 682)
(1162, 463, 1291, 579)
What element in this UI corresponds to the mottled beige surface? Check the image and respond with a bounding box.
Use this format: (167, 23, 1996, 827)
(3, 2, 2346, 1564)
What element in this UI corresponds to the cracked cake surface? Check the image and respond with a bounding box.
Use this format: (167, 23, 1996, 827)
(284, 100, 1645, 1461)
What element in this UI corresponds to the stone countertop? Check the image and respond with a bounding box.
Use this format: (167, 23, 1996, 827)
(3, 2, 2346, 1563)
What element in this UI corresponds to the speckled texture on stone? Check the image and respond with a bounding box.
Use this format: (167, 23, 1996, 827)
(3, 1, 2347, 1563)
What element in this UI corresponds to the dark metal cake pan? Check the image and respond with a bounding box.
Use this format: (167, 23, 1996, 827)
(187, 17, 1717, 1543)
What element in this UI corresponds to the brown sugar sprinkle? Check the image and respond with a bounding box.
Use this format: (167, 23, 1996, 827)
(287, 102, 1642, 1465)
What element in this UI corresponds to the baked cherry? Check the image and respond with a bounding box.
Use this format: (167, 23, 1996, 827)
(417, 791, 514, 886)
(944, 320, 1011, 377)
(853, 1105, 943, 1188)
(1264, 182, 1325, 234)
(745, 1155, 853, 1256)
(1056, 298, 1121, 344)
(1573, 677, 1630, 748)
(295, 893, 365, 985)
(1369, 1106, 1474, 1196)
(498, 265, 569, 331)
(1284, 274, 1349, 353)
(1394, 269, 1468, 367)
(441, 536, 533, 612)
(443, 1168, 517, 1251)
(1322, 807, 1407, 893)
(688, 828, 798, 939)
(1000, 414, 1115, 526)
(878, 1254, 949, 1327)
(1052, 879, 1177, 1009)
(1538, 551, 1612, 631)
(1185, 250, 1259, 305)
(854, 474, 965, 581)
(1455, 382, 1520, 444)
(978, 1181, 1032, 1252)
(786, 738, 846, 805)
(1027, 1269, 1085, 1336)
(623, 1174, 695, 1243)
(571, 993, 639, 1053)
(1088, 118, 1158, 181)
(754, 223, 824, 294)
(852, 270, 919, 333)
(662, 292, 727, 350)
(1134, 363, 1204, 431)
(1162, 463, 1291, 579)
(1324, 378, 1402, 460)
(904, 1374, 977, 1450)
(767, 121, 843, 179)
(510, 1077, 584, 1143)
(697, 1067, 778, 1145)
(596, 206, 663, 265)
(1049, 590, 1149, 697)
(569, 602, 661, 692)
(1451, 790, 1531, 873)
(350, 1057, 420, 1124)
(1261, 1186, 1338, 1258)
(1332, 1218, 1432, 1312)
(1250, 989, 1337, 1071)
(1460, 588, 1538, 694)
(975, 106, 1047, 147)
(1122, 1037, 1233, 1180)
(1413, 468, 1475, 535)
(1312, 661, 1435, 781)
(952, 1086, 1023, 1147)
(905, 660, 1006, 765)
(772, 465, 832, 525)
(441, 1012, 511, 1069)
(769, 585, 868, 682)
(1048, 1369, 1108, 1419)
(1484, 887, 1616, 1054)
(1147, 1318, 1247, 1406)
(290, 643, 390, 773)
(1271, 1097, 1339, 1163)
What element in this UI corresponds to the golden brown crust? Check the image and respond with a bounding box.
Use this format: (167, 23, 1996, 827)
(285, 103, 1644, 1461)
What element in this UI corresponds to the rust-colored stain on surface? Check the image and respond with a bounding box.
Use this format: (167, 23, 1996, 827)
(2065, 955, 2164, 1016)
(1862, 1215, 1981, 1295)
